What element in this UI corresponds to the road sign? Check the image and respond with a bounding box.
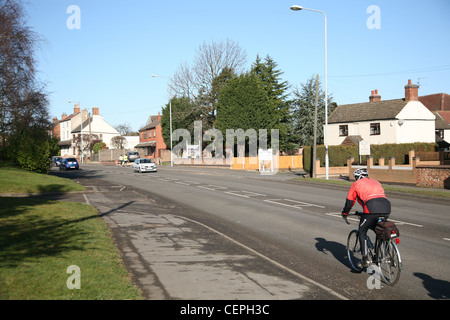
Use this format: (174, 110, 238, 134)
(359, 140, 371, 156)
(258, 149, 273, 173)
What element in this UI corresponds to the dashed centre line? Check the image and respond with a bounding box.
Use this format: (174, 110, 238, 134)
(264, 199, 325, 210)
(225, 190, 266, 198)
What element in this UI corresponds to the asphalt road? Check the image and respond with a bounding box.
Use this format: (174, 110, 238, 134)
(50, 163, 450, 300)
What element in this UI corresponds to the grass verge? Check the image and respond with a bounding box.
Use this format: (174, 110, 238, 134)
(0, 161, 85, 194)
(0, 197, 143, 299)
(0, 161, 142, 299)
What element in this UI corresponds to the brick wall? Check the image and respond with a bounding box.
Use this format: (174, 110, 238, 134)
(415, 165, 450, 189)
(347, 154, 450, 189)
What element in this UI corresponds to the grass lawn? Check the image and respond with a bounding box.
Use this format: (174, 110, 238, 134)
(0, 161, 142, 299)
(0, 161, 85, 194)
(0, 197, 143, 299)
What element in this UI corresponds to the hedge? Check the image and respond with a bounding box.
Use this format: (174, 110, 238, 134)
(303, 142, 438, 174)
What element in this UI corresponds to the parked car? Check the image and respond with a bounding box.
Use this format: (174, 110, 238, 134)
(133, 158, 157, 173)
(127, 151, 140, 162)
(51, 156, 63, 167)
(59, 158, 79, 170)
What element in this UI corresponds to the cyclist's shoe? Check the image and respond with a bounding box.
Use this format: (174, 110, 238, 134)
(357, 256, 371, 269)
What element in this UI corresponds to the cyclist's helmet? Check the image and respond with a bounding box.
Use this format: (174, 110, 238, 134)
(353, 168, 368, 181)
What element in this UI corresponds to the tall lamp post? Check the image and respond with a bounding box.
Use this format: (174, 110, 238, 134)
(152, 74, 173, 167)
(290, 5, 329, 180)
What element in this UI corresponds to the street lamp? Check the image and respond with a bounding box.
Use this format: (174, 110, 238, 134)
(290, 5, 329, 180)
(152, 74, 173, 167)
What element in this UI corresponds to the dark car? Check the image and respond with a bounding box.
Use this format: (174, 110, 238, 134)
(51, 156, 63, 167)
(59, 158, 79, 170)
(127, 151, 140, 162)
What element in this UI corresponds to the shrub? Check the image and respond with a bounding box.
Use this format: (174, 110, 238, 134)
(7, 127, 53, 173)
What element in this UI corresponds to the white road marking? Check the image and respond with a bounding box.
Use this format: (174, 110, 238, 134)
(197, 185, 228, 191)
(225, 190, 266, 198)
(264, 199, 325, 209)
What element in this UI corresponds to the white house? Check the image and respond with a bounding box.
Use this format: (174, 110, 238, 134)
(327, 80, 436, 146)
(58, 106, 120, 159)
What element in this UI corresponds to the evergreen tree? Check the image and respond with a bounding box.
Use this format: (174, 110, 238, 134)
(196, 67, 235, 130)
(292, 75, 336, 146)
(160, 96, 198, 148)
(215, 73, 279, 156)
(250, 55, 298, 152)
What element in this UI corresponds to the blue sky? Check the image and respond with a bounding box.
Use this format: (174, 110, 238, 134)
(26, 0, 450, 131)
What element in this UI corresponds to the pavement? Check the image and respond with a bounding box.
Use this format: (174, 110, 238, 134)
(26, 170, 347, 301)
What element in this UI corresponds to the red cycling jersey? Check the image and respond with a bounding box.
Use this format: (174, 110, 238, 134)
(344, 178, 388, 214)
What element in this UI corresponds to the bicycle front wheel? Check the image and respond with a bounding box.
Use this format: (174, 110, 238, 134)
(347, 230, 363, 272)
(376, 240, 401, 286)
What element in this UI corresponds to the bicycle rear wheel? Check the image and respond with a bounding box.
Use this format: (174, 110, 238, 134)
(347, 230, 363, 272)
(376, 240, 401, 286)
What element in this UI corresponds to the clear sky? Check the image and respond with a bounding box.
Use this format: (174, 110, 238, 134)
(25, 0, 450, 132)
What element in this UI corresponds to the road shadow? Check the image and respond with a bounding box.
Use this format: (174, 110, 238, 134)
(314, 237, 350, 269)
(414, 272, 450, 300)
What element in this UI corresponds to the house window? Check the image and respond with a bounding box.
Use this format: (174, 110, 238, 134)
(339, 125, 348, 137)
(436, 129, 444, 139)
(370, 123, 380, 135)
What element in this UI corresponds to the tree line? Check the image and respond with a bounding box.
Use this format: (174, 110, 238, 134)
(160, 39, 336, 155)
(0, 0, 57, 172)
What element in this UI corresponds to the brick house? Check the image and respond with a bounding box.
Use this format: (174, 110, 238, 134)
(327, 80, 436, 146)
(419, 93, 450, 145)
(135, 113, 167, 161)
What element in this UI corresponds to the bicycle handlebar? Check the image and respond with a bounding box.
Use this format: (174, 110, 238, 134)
(342, 211, 363, 225)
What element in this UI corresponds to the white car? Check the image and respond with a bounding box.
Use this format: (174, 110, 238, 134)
(133, 158, 157, 173)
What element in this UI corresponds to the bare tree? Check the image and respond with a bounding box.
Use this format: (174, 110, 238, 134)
(172, 39, 246, 98)
(110, 135, 127, 150)
(114, 123, 137, 136)
(170, 39, 247, 129)
(72, 133, 99, 157)
(193, 39, 246, 93)
(1, 0, 48, 158)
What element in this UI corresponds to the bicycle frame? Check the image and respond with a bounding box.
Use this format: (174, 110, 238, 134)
(345, 212, 403, 285)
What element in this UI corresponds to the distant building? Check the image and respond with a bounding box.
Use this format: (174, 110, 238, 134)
(58, 105, 120, 160)
(135, 113, 167, 160)
(419, 93, 450, 146)
(327, 80, 435, 146)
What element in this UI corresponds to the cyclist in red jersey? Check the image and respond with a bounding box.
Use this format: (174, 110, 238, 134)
(341, 168, 391, 268)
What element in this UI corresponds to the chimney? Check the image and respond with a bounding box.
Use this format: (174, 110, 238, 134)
(157, 111, 161, 121)
(92, 107, 99, 115)
(61, 113, 68, 120)
(73, 103, 80, 114)
(405, 79, 419, 101)
(369, 89, 381, 102)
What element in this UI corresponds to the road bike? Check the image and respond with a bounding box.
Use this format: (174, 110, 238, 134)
(344, 212, 403, 286)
